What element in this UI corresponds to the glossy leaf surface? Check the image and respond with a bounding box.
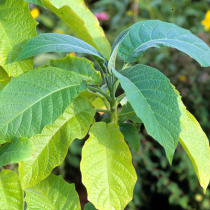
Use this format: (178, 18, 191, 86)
(81, 122, 137, 210)
(0, 0, 37, 77)
(25, 174, 81, 210)
(0, 67, 87, 143)
(120, 123, 140, 152)
(0, 137, 33, 168)
(50, 55, 102, 85)
(0, 170, 24, 210)
(113, 65, 181, 163)
(118, 20, 210, 66)
(19, 96, 95, 188)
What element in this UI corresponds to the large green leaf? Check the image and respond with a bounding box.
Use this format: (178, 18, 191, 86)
(113, 65, 181, 163)
(17, 33, 107, 71)
(118, 20, 210, 66)
(0, 66, 10, 90)
(0, 0, 37, 77)
(0, 137, 33, 168)
(25, 174, 81, 210)
(120, 123, 140, 152)
(50, 55, 102, 85)
(81, 122, 137, 210)
(0, 67, 87, 144)
(0, 170, 24, 210)
(177, 92, 210, 192)
(19, 96, 95, 188)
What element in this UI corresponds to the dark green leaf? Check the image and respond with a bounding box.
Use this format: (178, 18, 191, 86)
(84, 202, 98, 210)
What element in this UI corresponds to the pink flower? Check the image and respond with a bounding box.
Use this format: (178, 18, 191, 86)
(94, 12, 109, 21)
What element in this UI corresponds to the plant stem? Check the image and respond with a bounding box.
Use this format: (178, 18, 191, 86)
(118, 111, 135, 118)
(95, 109, 112, 114)
(116, 93, 126, 104)
(88, 86, 112, 102)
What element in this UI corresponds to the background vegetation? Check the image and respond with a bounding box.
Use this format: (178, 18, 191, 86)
(29, 0, 210, 209)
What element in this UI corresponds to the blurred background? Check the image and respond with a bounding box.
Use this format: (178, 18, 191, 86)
(29, 0, 210, 209)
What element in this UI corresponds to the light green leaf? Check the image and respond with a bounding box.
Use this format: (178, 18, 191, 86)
(19, 96, 95, 188)
(0, 66, 10, 90)
(84, 202, 98, 210)
(108, 28, 132, 71)
(0, 67, 87, 144)
(81, 122, 137, 210)
(25, 174, 81, 210)
(50, 55, 102, 85)
(0, 137, 33, 168)
(0, 170, 24, 210)
(120, 123, 140, 152)
(118, 20, 210, 66)
(24, 0, 45, 7)
(0, 0, 37, 77)
(42, 0, 111, 59)
(119, 101, 142, 124)
(177, 92, 210, 192)
(17, 33, 107, 71)
(113, 65, 181, 163)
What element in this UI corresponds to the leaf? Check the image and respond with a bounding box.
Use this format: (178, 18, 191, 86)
(0, 137, 33, 168)
(25, 174, 81, 210)
(81, 122, 137, 210)
(0, 170, 24, 210)
(108, 28, 132, 71)
(42, 0, 111, 59)
(24, 0, 45, 7)
(177, 92, 210, 192)
(120, 123, 140, 152)
(118, 20, 210, 66)
(84, 202, 98, 210)
(17, 33, 107, 71)
(0, 67, 87, 144)
(119, 101, 142, 124)
(112, 65, 181, 163)
(0, 66, 10, 90)
(50, 55, 102, 85)
(0, 0, 37, 77)
(19, 96, 95, 188)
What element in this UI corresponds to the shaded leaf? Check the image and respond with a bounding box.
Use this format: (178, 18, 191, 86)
(85, 202, 98, 210)
(0, 137, 33, 168)
(50, 55, 102, 85)
(25, 174, 81, 210)
(113, 65, 181, 163)
(118, 20, 210, 67)
(19, 96, 95, 188)
(24, 0, 45, 7)
(0, 66, 10, 90)
(81, 122, 137, 210)
(0, 67, 87, 143)
(0, 170, 24, 210)
(120, 123, 140, 152)
(0, 0, 37, 77)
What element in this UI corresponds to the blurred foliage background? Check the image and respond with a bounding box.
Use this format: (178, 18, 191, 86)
(29, 0, 210, 209)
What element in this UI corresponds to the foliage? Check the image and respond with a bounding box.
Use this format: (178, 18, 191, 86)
(0, 0, 210, 210)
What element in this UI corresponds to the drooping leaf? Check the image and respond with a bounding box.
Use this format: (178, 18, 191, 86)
(50, 55, 102, 85)
(177, 91, 210, 192)
(84, 202, 98, 210)
(0, 66, 11, 90)
(120, 123, 140, 152)
(0, 137, 33, 168)
(25, 174, 81, 210)
(118, 20, 210, 66)
(0, 0, 37, 77)
(81, 122, 137, 210)
(119, 101, 142, 124)
(17, 33, 107, 72)
(108, 28, 132, 71)
(19, 96, 95, 188)
(0, 170, 24, 210)
(112, 65, 181, 163)
(0, 67, 87, 144)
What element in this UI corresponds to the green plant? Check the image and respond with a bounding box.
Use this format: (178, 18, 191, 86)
(0, 0, 210, 209)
